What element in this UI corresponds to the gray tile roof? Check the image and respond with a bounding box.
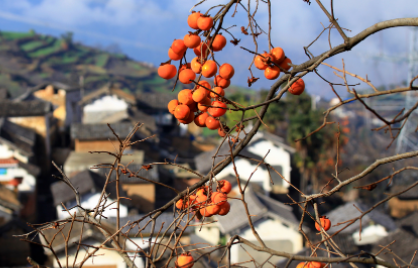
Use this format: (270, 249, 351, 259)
(194, 141, 235, 175)
(79, 82, 136, 105)
(0, 118, 36, 156)
(71, 122, 135, 140)
(136, 92, 177, 110)
(326, 201, 396, 234)
(0, 100, 52, 117)
(215, 188, 298, 235)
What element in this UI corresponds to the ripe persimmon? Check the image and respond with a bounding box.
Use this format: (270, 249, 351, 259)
(179, 69, 196, 84)
(176, 199, 184, 210)
(196, 193, 208, 205)
(218, 127, 227, 137)
(168, 48, 184, 61)
(158, 63, 177, 80)
(178, 110, 195, 124)
(197, 97, 211, 112)
(199, 205, 213, 217)
(212, 192, 227, 206)
(176, 252, 194, 268)
(208, 100, 227, 117)
(201, 60, 217, 78)
(280, 57, 292, 71)
(187, 102, 198, 113)
(167, 99, 179, 114)
(210, 86, 224, 98)
(194, 112, 209, 127)
(171, 39, 187, 54)
(315, 216, 331, 231)
(219, 180, 232, 193)
(193, 42, 209, 58)
(178, 89, 194, 105)
(264, 66, 281, 80)
(179, 63, 191, 72)
(187, 11, 202, 30)
(174, 105, 190, 120)
(219, 63, 234, 80)
(296, 263, 307, 268)
(191, 57, 202, 74)
(214, 75, 230, 88)
(218, 202, 230, 216)
(195, 80, 211, 90)
(205, 116, 220, 130)
(254, 52, 270, 70)
(206, 203, 221, 215)
(197, 15, 213, 31)
(212, 34, 227, 51)
(184, 33, 201, 48)
(270, 47, 285, 64)
(307, 262, 325, 268)
(289, 78, 305, 95)
(192, 87, 207, 103)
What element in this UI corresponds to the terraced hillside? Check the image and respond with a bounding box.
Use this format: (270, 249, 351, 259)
(0, 30, 256, 98)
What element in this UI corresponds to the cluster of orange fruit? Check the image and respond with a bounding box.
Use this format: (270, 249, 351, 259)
(158, 11, 234, 136)
(176, 180, 232, 218)
(254, 48, 305, 95)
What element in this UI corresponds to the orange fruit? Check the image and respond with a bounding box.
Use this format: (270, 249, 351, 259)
(192, 87, 207, 103)
(205, 116, 220, 130)
(197, 97, 211, 112)
(279, 57, 292, 71)
(158, 63, 177, 80)
(184, 33, 201, 48)
(167, 99, 179, 114)
(191, 57, 202, 74)
(176, 199, 184, 210)
(179, 69, 196, 84)
(254, 52, 270, 70)
(219, 180, 232, 193)
(212, 34, 227, 51)
(212, 192, 227, 206)
(218, 127, 227, 137)
(218, 202, 230, 216)
(219, 63, 234, 80)
(178, 89, 194, 105)
(210, 87, 224, 98)
(195, 80, 211, 90)
(178, 110, 195, 124)
(197, 16, 213, 31)
(176, 252, 194, 268)
(270, 47, 285, 64)
(289, 78, 305, 95)
(200, 205, 213, 217)
(208, 100, 227, 117)
(193, 42, 209, 58)
(187, 102, 198, 113)
(194, 112, 209, 127)
(315, 216, 331, 231)
(179, 63, 191, 72)
(171, 39, 186, 54)
(201, 60, 218, 78)
(187, 11, 202, 30)
(264, 66, 280, 80)
(168, 48, 184, 61)
(174, 105, 190, 120)
(214, 75, 230, 88)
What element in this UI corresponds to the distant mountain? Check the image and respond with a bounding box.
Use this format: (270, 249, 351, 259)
(0, 30, 256, 98)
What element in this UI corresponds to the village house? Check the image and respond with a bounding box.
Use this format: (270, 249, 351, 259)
(388, 183, 418, 218)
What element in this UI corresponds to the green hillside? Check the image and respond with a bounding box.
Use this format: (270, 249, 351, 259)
(0, 30, 255, 98)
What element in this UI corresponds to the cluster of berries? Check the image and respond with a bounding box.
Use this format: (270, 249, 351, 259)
(254, 48, 305, 95)
(176, 180, 232, 218)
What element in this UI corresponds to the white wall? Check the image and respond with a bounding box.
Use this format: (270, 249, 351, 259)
(56, 192, 128, 219)
(0, 144, 29, 163)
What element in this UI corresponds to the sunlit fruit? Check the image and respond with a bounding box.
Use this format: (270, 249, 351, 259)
(197, 16, 213, 31)
(191, 57, 202, 74)
(171, 39, 187, 54)
(264, 66, 280, 80)
(187, 11, 202, 30)
(178, 110, 195, 124)
(176, 199, 185, 210)
(218, 202, 230, 216)
(270, 47, 285, 64)
(254, 52, 270, 70)
(178, 89, 194, 105)
(197, 97, 211, 112)
(168, 99, 179, 114)
(158, 63, 177, 80)
(210, 87, 225, 98)
(212, 192, 227, 206)
(174, 105, 190, 120)
(219, 63, 234, 80)
(279, 57, 292, 71)
(194, 42, 209, 58)
(289, 78, 305, 95)
(219, 180, 232, 193)
(208, 100, 227, 117)
(212, 34, 227, 51)
(315, 216, 331, 231)
(168, 48, 184, 61)
(214, 75, 230, 88)
(205, 116, 220, 130)
(179, 69, 196, 84)
(201, 60, 218, 78)
(184, 33, 201, 48)
(218, 127, 227, 137)
(176, 252, 194, 268)
(192, 88, 207, 103)
(194, 112, 209, 127)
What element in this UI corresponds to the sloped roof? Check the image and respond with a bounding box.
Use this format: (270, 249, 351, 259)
(326, 201, 396, 234)
(79, 82, 136, 105)
(0, 118, 36, 156)
(136, 92, 176, 110)
(194, 141, 234, 175)
(0, 100, 52, 117)
(50, 170, 118, 206)
(71, 122, 134, 141)
(215, 188, 298, 235)
(128, 107, 157, 132)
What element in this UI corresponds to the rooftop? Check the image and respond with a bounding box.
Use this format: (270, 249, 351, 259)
(0, 100, 52, 117)
(71, 122, 135, 141)
(79, 82, 136, 106)
(0, 118, 36, 156)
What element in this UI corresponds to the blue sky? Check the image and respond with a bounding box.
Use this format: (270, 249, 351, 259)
(0, 0, 416, 98)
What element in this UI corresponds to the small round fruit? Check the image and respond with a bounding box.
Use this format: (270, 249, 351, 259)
(174, 105, 190, 120)
(168, 48, 184, 61)
(254, 52, 270, 70)
(264, 66, 281, 80)
(158, 64, 177, 80)
(193, 42, 209, 58)
(315, 216, 331, 231)
(219, 180, 232, 193)
(179, 63, 191, 72)
(205, 116, 220, 130)
(176, 252, 194, 268)
(196, 194, 208, 206)
(179, 69, 196, 84)
(188, 11, 202, 29)
(279, 57, 292, 71)
(179, 111, 195, 124)
(200, 206, 213, 217)
(195, 80, 211, 90)
(178, 89, 194, 105)
(210, 87, 224, 98)
(289, 78, 305, 95)
(206, 203, 221, 215)
(212, 192, 227, 206)
(191, 57, 202, 74)
(219, 63, 234, 80)
(184, 33, 201, 48)
(208, 101, 227, 117)
(270, 47, 285, 64)
(201, 60, 217, 78)
(308, 262, 325, 268)
(296, 263, 307, 268)
(197, 97, 211, 112)
(176, 199, 184, 210)
(197, 16, 213, 31)
(171, 39, 186, 54)
(218, 202, 230, 216)
(168, 99, 179, 114)
(212, 34, 227, 51)
(218, 127, 227, 137)
(192, 88, 207, 103)
(194, 112, 209, 127)
(214, 75, 230, 88)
